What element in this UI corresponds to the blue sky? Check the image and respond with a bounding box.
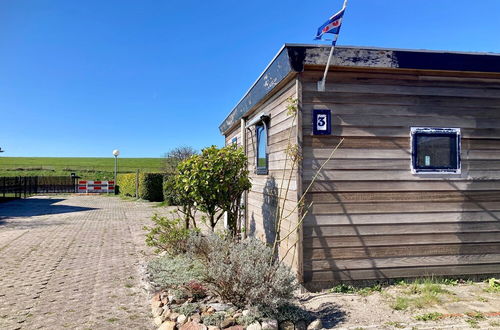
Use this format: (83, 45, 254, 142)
(1, 0, 499, 157)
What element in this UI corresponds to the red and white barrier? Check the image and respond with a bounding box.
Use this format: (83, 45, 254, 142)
(78, 180, 115, 193)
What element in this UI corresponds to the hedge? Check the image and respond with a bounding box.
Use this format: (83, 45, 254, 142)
(139, 173, 164, 202)
(117, 172, 164, 202)
(117, 173, 136, 197)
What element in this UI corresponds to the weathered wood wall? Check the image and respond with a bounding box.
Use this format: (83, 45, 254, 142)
(300, 67, 500, 286)
(224, 79, 303, 275)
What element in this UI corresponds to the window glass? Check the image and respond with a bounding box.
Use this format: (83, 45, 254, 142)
(256, 123, 268, 173)
(411, 128, 460, 173)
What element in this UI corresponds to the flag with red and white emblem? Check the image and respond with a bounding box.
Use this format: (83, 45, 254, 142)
(314, 5, 346, 45)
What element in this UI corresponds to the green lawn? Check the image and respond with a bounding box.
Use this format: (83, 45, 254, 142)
(0, 157, 165, 180)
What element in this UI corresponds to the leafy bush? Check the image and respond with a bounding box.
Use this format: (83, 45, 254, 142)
(176, 145, 251, 234)
(162, 175, 177, 205)
(147, 254, 204, 291)
(183, 280, 208, 299)
(144, 214, 199, 254)
(117, 173, 136, 197)
(187, 233, 298, 311)
(117, 172, 164, 202)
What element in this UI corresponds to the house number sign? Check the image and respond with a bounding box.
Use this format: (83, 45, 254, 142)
(313, 109, 331, 135)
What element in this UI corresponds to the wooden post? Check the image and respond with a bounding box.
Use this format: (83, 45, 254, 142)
(135, 169, 139, 198)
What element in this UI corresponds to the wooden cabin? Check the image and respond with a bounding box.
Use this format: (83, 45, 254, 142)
(219, 44, 500, 289)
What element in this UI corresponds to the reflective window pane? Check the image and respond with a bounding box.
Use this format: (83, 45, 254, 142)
(257, 124, 267, 169)
(412, 129, 460, 173)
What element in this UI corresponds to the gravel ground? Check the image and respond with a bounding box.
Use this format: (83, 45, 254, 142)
(298, 282, 500, 329)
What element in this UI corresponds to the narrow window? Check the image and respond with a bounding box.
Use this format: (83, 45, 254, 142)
(231, 137, 238, 145)
(256, 123, 268, 175)
(411, 127, 461, 174)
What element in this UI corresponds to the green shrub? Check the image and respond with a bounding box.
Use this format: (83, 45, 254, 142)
(187, 234, 298, 311)
(263, 303, 311, 323)
(201, 312, 226, 326)
(117, 173, 136, 197)
(174, 303, 201, 317)
(144, 214, 199, 254)
(147, 254, 204, 291)
(139, 173, 164, 202)
(117, 172, 164, 202)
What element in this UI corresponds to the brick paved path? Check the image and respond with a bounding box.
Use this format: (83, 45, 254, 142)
(0, 195, 160, 330)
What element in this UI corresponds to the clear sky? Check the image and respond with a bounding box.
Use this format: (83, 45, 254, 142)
(1, 0, 499, 157)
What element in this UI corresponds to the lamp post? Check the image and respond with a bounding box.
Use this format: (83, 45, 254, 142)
(112, 149, 120, 194)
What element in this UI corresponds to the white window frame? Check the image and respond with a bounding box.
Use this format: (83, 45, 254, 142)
(410, 127, 461, 175)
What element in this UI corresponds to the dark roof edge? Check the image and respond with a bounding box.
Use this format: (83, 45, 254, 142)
(218, 45, 298, 134)
(284, 43, 500, 57)
(219, 44, 500, 134)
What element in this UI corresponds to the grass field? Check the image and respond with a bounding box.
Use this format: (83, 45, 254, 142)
(0, 157, 165, 180)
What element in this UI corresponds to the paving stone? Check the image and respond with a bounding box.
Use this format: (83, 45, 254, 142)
(0, 195, 167, 329)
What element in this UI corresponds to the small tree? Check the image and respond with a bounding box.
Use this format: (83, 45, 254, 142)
(176, 145, 251, 234)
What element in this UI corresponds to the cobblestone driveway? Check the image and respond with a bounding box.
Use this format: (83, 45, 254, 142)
(0, 195, 159, 330)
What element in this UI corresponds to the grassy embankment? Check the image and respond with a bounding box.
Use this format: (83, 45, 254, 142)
(0, 157, 164, 180)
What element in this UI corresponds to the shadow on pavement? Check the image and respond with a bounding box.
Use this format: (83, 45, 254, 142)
(0, 197, 97, 221)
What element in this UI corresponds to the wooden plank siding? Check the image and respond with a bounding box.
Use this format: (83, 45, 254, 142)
(224, 79, 303, 276)
(300, 67, 500, 285)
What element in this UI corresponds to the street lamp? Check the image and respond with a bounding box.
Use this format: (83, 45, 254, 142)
(112, 149, 120, 193)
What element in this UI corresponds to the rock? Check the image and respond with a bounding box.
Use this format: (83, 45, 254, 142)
(247, 322, 261, 330)
(261, 320, 278, 330)
(152, 293, 161, 302)
(152, 307, 164, 318)
(295, 320, 306, 330)
(207, 307, 216, 314)
(233, 312, 242, 319)
(154, 316, 164, 326)
(189, 313, 201, 323)
(177, 314, 187, 325)
(162, 297, 170, 305)
(220, 317, 235, 328)
(152, 300, 164, 309)
(207, 327, 220, 330)
(306, 319, 322, 330)
(168, 295, 175, 303)
(241, 310, 251, 317)
(159, 321, 177, 330)
(225, 326, 244, 330)
(169, 312, 180, 321)
(208, 303, 232, 312)
(161, 310, 172, 322)
(279, 321, 294, 330)
(180, 321, 208, 330)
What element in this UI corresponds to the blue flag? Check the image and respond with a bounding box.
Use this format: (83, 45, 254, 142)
(314, 7, 346, 45)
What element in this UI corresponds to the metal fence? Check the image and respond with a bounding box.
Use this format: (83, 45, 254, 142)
(0, 176, 77, 199)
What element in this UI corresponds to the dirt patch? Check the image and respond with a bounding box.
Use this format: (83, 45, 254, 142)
(298, 279, 500, 329)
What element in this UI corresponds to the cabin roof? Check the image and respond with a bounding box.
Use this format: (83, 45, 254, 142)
(219, 44, 500, 134)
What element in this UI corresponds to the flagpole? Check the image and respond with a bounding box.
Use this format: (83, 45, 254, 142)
(317, 0, 348, 92)
(317, 44, 336, 92)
